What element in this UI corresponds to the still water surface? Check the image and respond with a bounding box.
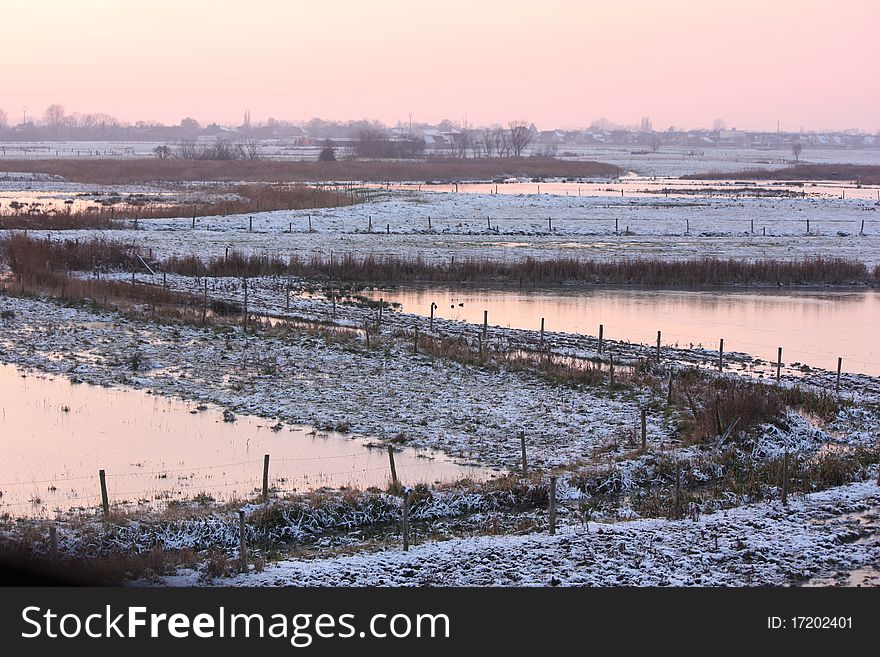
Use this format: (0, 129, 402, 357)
(365, 287, 880, 376)
(0, 365, 493, 516)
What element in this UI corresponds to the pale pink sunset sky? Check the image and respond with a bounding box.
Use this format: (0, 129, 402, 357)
(1, 0, 877, 131)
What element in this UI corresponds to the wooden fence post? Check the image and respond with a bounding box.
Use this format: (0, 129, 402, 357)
(715, 392, 725, 436)
(202, 278, 208, 325)
(674, 464, 682, 520)
(540, 317, 545, 343)
(262, 454, 270, 501)
(239, 510, 247, 572)
(656, 330, 661, 363)
(781, 449, 789, 507)
(242, 278, 248, 331)
(49, 524, 58, 562)
(598, 324, 604, 353)
(836, 357, 842, 394)
(388, 445, 399, 491)
(718, 338, 724, 372)
(520, 433, 528, 476)
(548, 476, 557, 535)
(776, 346, 783, 382)
(641, 408, 647, 449)
(609, 353, 615, 386)
(402, 490, 410, 552)
(483, 310, 488, 339)
(430, 302, 435, 330)
(99, 469, 109, 519)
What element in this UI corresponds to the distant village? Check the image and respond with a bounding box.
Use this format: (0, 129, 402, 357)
(0, 107, 876, 156)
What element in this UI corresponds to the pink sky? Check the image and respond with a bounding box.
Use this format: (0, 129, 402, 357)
(1, 0, 877, 131)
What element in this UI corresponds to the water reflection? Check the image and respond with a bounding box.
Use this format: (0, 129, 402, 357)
(365, 287, 880, 376)
(367, 178, 880, 200)
(0, 365, 493, 517)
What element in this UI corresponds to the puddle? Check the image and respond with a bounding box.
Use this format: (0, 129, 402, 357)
(0, 364, 495, 517)
(802, 509, 880, 587)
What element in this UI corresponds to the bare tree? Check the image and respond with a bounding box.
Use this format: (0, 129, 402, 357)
(791, 139, 803, 163)
(43, 103, 66, 138)
(494, 127, 510, 158)
(454, 126, 472, 159)
(176, 139, 200, 159)
(507, 120, 532, 157)
(241, 138, 261, 160)
(482, 129, 500, 158)
(648, 134, 662, 152)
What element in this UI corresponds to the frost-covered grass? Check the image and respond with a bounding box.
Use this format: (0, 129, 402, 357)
(175, 481, 880, 587)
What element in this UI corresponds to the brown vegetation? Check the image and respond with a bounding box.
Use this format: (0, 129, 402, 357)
(0, 183, 354, 229)
(161, 251, 875, 287)
(2, 233, 138, 274)
(1, 157, 621, 185)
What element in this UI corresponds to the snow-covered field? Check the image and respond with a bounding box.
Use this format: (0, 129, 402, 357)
(2, 163, 879, 586)
(18, 188, 880, 267)
(558, 146, 880, 177)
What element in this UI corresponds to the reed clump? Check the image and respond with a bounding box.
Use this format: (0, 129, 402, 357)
(161, 251, 874, 287)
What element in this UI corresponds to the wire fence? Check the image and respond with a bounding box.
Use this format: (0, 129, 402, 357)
(0, 455, 438, 512)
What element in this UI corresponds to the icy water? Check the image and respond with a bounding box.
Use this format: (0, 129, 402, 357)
(365, 287, 880, 376)
(0, 365, 494, 517)
(0, 190, 178, 214)
(371, 178, 880, 201)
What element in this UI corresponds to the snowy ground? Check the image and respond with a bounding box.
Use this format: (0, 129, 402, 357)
(0, 294, 648, 469)
(3, 165, 880, 585)
(24, 189, 880, 267)
(557, 146, 880, 177)
(163, 481, 880, 587)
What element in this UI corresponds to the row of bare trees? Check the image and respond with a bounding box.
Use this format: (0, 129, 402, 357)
(153, 138, 262, 161)
(451, 121, 533, 159)
(355, 128, 426, 159)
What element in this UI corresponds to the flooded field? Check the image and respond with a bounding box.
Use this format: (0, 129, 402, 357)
(0, 190, 177, 214)
(373, 177, 880, 201)
(0, 365, 494, 517)
(365, 286, 880, 376)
